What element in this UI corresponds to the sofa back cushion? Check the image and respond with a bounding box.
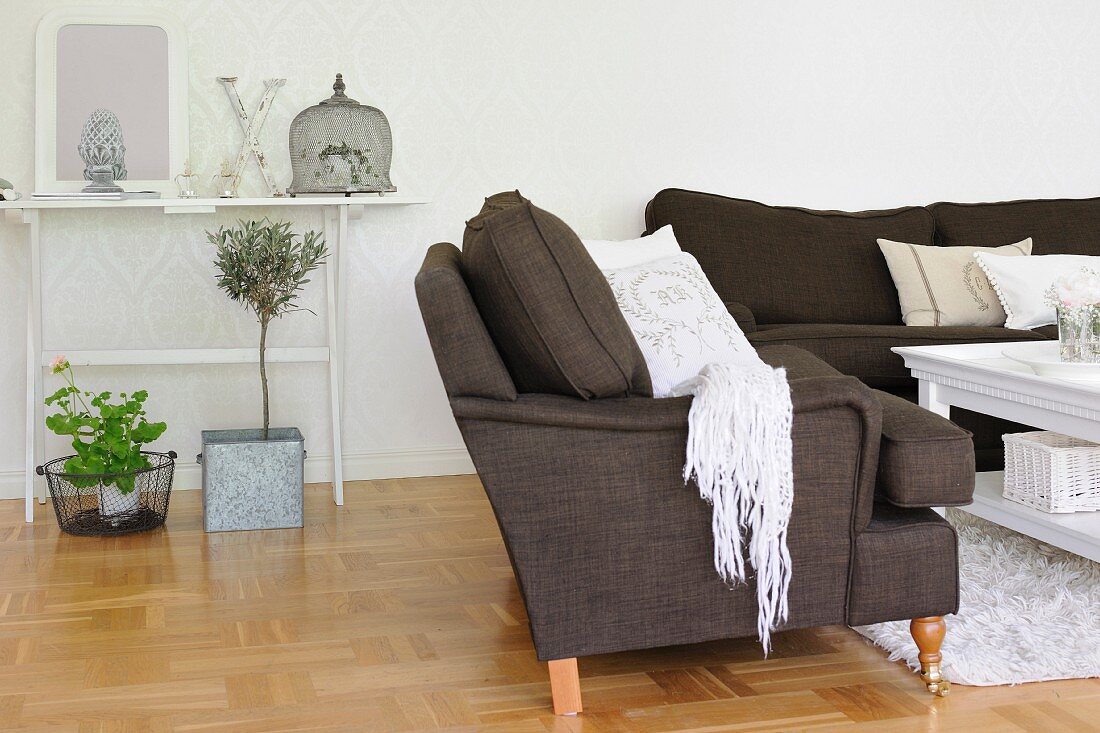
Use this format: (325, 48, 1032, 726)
(930, 197, 1100, 255)
(462, 191, 653, 399)
(645, 189, 935, 325)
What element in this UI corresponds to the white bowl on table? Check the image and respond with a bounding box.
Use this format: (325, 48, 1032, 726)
(1002, 341, 1100, 381)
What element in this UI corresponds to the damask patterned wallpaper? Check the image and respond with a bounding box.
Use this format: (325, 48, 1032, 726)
(2, 0, 1099, 493)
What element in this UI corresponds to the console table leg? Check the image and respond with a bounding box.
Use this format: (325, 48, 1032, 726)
(323, 207, 345, 506)
(337, 205, 350, 415)
(23, 209, 43, 522)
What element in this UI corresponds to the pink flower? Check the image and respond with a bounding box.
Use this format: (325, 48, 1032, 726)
(50, 354, 68, 374)
(1053, 269, 1100, 308)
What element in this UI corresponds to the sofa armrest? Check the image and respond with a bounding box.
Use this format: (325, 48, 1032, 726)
(873, 389, 975, 508)
(449, 375, 882, 661)
(724, 300, 757, 333)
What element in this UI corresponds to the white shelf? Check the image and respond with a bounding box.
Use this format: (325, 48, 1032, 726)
(962, 471, 1100, 563)
(0, 194, 429, 214)
(44, 347, 329, 367)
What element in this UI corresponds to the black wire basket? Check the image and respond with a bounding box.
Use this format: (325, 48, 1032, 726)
(36, 451, 177, 536)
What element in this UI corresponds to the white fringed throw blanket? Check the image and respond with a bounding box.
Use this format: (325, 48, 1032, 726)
(600, 251, 797, 653)
(671, 363, 795, 653)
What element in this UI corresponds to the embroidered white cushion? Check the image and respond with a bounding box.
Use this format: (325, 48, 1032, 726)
(973, 253, 1100, 329)
(583, 225, 682, 270)
(603, 252, 762, 396)
(877, 238, 1032, 327)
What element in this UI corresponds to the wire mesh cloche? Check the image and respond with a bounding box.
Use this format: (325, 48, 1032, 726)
(288, 73, 396, 195)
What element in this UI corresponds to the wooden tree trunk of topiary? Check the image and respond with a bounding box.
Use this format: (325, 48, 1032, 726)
(259, 317, 270, 440)
(208, 219, 328, 443)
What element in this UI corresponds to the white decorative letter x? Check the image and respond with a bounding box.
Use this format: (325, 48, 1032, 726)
(217, 76, 286, 197)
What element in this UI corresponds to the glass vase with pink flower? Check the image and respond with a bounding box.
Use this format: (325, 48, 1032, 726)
(1046, 268, 1100, 363)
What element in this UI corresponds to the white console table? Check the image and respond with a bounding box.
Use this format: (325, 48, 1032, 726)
(0, 195, 428, 522)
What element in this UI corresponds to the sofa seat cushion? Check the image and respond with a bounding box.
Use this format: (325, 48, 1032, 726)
(462, 191, 652, 399)
(748, 323, 1050, 391)
(848, 504, 959, 625)
(873, 389, 975, 507)
(930, 197, 1100, 255)
(644, 189, 935, 326)
(1033, 324, 1059, 339)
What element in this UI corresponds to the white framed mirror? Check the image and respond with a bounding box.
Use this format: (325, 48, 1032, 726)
(35, 7, 189, 195)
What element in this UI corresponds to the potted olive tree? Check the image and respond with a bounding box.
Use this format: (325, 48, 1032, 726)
(201, 219, 327, 532)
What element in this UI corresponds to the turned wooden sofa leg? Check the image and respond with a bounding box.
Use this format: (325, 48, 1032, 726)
(910, 616, 950, 697)
(548, 658, 583, 715)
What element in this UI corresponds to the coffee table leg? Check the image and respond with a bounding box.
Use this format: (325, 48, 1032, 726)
(918, 381, 951, 517)
(918, 380, 951, 419)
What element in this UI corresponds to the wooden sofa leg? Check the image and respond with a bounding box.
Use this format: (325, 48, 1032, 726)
(910, 616, 950, 697)
(548, 658, 582, 715)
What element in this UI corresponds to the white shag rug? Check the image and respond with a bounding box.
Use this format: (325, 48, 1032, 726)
(855, 508, 1100, 686)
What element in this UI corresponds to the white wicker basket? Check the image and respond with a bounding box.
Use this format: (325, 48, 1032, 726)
(1003, 431, 1100, 513)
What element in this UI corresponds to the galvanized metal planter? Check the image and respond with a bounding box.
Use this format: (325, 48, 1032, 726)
(199, 427, 304, 532)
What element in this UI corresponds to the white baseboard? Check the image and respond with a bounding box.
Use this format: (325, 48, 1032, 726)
(0, 446, 475, 500)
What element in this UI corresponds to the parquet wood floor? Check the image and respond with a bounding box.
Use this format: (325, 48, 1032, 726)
(1, 476, 1097, 732)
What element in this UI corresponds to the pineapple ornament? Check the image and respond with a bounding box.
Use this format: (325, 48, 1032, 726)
(77, 108, 127, 193)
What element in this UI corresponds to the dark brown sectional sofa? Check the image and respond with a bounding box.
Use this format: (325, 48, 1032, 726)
(644, 189, 1100, 469)
(415, 193, 982, 715)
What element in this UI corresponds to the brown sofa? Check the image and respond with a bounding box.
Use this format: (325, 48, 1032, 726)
(416, 195, 972, 715)
(644, 190, 1100, 469)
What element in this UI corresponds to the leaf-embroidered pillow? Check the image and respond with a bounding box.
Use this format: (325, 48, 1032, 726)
(877, 238, 1032, 327)
(602, 252, 762, 396)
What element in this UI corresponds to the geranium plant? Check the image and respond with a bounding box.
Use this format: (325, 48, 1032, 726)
(44, 356, 167, 491)
(208, 219, 328, 439)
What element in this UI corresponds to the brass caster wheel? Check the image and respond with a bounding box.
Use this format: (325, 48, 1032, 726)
(926, 678, 950, 697)
(920, 663, 950, 697)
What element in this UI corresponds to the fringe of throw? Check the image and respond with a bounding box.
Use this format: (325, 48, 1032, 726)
(671, 363, 795, 653)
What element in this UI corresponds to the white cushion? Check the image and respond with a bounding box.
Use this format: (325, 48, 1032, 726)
(877, 238, 1031, 327)
(583, 225, 682, 270)
(973, 253, 1100, 329)
(603, 252, 762, 397)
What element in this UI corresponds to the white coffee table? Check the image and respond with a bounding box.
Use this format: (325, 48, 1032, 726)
(893, 342, 1100, 563)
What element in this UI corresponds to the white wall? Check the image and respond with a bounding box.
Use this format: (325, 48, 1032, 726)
(2, 0, 1100, 496)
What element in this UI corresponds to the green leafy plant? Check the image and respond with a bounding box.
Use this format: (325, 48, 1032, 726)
(44, 357, 167, 492)
(208, 219, 328, 440)
(318, 142, 375, 185)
